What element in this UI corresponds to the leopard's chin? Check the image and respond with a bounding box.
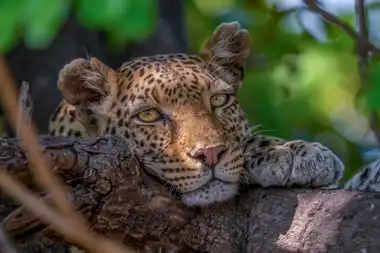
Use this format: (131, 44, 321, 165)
(180, 180, 238, 207)
(141, 165, 239, 207)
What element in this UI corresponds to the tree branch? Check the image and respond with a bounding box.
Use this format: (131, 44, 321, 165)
(0, 53, 137, 253)
(355, 0, 369, 73)
(304, 0, 380, 144)
(303, 0, 380, 56)
(1, 135, 380, 252)
(355, 0, 380, 144)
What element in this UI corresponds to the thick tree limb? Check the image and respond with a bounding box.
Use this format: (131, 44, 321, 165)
(1, 135, 380, 253)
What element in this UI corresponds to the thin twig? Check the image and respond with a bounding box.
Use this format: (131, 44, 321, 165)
(356, 0, 369, 75)
(304, 0, 380, 144)
(354, 0, 380, 144)
(0, 170, 134, 253)
(0, 56, 79, 218)
(0, 56, 136, 253)
(0, 225, 18, 253)
(17, 81, 33, 139)
(303, 0, 380, 57)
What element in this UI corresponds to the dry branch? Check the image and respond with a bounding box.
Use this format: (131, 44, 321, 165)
(0, 55, 80, 221)
(1, 135, 380, 253)
(17, 81, 33, 140)
(0, 55, 136, 253)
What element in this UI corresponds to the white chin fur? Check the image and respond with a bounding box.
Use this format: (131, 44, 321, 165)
(181, 180, 238, 207)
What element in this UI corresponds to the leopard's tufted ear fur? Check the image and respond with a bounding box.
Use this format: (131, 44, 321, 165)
(201, 22, 251, 88)
(57, 57, 118, 135)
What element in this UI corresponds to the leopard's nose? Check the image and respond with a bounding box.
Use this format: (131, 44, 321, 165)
(190, 145, 228, 167)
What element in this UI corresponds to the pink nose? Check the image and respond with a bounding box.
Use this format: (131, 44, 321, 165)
(191, 145, 228, 167)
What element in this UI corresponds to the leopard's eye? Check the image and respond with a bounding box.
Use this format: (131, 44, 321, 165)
(137, 108, 161, 122)
(210, 94, 230, 108)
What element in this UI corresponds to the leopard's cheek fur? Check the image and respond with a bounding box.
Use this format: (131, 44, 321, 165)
(127, 123, 213, 192)
(219, 102, 250, 143)
(124, 124, 172, 156)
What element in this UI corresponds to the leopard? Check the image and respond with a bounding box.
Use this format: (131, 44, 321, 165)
(49, 21, 349, 207)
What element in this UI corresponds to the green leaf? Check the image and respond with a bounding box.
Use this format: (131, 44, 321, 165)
(76, 0, 131, 29)
(365, 61, 380, 110)
(185, 0, 217, 51)
(76, 0, 156, 46)
(366, 2, 380, 10)
(193, 0, 237, 17)
(238, 70, 290, 138)
(111, 0, 156, 42)
(22, 0, 69, 49)
(0, 0, 23, 53)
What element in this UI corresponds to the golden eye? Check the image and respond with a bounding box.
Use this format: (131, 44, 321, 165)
(210, 94, 229, 108)
(137, 108, 161, 122)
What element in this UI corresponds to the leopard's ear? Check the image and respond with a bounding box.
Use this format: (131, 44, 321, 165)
(58, 57, 117, 105)
(200, 22, 251, 87)
(57, 57, 118, 134)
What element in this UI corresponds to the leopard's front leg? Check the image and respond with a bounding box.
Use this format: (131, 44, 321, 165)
(242, 135, 344, 188)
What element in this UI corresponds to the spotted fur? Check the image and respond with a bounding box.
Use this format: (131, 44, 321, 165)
(345, 159, 380, 192)
(49, 22, 346, 207)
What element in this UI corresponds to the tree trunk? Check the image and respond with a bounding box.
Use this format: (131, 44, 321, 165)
(1, 135, 380, 253)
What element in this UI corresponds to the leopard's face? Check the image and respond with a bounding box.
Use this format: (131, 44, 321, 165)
(109, 55, 249, 206)
(55, 22, 251, 206)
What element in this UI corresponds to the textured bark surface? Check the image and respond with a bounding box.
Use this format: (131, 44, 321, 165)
(1, 135, 380, 253)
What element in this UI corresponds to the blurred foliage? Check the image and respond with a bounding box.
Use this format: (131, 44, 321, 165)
(184, 0, 380, 181)
(0, 0, 156, 51)
(1, 0, 380, 181)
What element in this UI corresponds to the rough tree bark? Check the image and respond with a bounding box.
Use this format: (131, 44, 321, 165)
(1, 135, 380, 253)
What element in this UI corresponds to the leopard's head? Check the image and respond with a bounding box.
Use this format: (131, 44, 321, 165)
(57, 22, 251, 206)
